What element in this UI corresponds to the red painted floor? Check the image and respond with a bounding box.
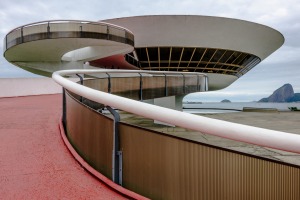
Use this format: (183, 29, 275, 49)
(0, 94, 126, 199)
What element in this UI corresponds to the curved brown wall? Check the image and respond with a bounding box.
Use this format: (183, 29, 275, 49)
(66, 91, 113, 178)
(65, 91, 300, 199)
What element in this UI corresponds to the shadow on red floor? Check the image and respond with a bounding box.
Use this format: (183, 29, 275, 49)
(0, 94, 127, 199)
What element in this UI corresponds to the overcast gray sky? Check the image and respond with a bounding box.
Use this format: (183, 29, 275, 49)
(1, 0, 300, 101)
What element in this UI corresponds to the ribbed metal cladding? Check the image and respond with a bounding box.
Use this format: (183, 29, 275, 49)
(119, 124, 300, 200)
(65, 91, 300, 200)
(65, 91, 113, 179)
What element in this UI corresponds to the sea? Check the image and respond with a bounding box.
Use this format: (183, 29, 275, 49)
(182, 102, 300, 114)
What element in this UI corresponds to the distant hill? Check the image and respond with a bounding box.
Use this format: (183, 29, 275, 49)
(221, 99, 231, 103)
(259, 84, 300, 102)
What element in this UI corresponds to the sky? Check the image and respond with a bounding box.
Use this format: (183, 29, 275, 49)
(1, 0, 300, 102)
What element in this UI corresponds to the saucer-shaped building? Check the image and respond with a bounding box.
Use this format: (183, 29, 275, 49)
(101, 15, 284, 90)
(4, 15, 284, 91)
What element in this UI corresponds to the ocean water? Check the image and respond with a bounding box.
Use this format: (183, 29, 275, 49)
(183, 109, 240, 114)
(183, 102, 300, 114)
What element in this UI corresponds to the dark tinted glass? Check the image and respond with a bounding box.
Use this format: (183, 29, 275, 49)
(147, 47, 158, 61)
(160, 47, 171, 61)
(171, 47, 183, 61)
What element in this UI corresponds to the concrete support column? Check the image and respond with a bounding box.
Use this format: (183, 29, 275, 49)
(143, 95, 185, 126)
(200, 76, 208, 91)
(153, 96, 176, 126)
(175, 95, 185, 111)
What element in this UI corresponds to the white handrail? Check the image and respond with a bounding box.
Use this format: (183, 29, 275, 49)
(53, 69, 300, 154)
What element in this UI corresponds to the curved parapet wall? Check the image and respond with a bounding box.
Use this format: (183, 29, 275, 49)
(3, 20, 134, 76)
(82, 71, 207, 101)
(54, 69, 300, 154)
(54, 69, 300, 199)
(65, 92, 300, 199)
